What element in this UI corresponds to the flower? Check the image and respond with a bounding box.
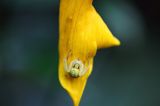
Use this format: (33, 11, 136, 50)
(58, 0, 120, 106)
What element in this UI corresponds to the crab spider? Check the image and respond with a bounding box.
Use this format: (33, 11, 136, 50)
(64, 58, 90, 78)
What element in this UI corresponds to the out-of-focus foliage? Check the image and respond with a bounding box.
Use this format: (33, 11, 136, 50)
(0, 0, 160, 106)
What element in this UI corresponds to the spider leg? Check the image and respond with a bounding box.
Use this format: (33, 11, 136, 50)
(64, 57, 70, 72)
(64, 50, 72, 73)
(79, 60, 90, 76)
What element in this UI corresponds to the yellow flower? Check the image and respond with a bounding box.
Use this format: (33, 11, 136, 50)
(58, 0, 120, 106)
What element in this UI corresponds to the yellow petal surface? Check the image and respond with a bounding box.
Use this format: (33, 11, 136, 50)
(59, 0, 120, 106)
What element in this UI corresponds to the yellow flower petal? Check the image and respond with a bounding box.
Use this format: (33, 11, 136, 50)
(59, 0, 120, 106)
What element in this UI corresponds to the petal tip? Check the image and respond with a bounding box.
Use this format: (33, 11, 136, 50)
(113, 37, 121, 46)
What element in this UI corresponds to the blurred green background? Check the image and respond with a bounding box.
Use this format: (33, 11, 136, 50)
(0, 0, 160, 106)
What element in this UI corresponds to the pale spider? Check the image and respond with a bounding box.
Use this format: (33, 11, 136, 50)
(64, 58, 90, 78)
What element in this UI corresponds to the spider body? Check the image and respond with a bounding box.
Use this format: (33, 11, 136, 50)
(70, 68, 80, 78)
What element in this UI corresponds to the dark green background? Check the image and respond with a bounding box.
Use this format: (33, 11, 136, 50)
(0, 0, 160, 106)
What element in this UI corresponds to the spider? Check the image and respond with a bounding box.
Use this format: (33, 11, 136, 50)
(64, 58, 90, 78)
